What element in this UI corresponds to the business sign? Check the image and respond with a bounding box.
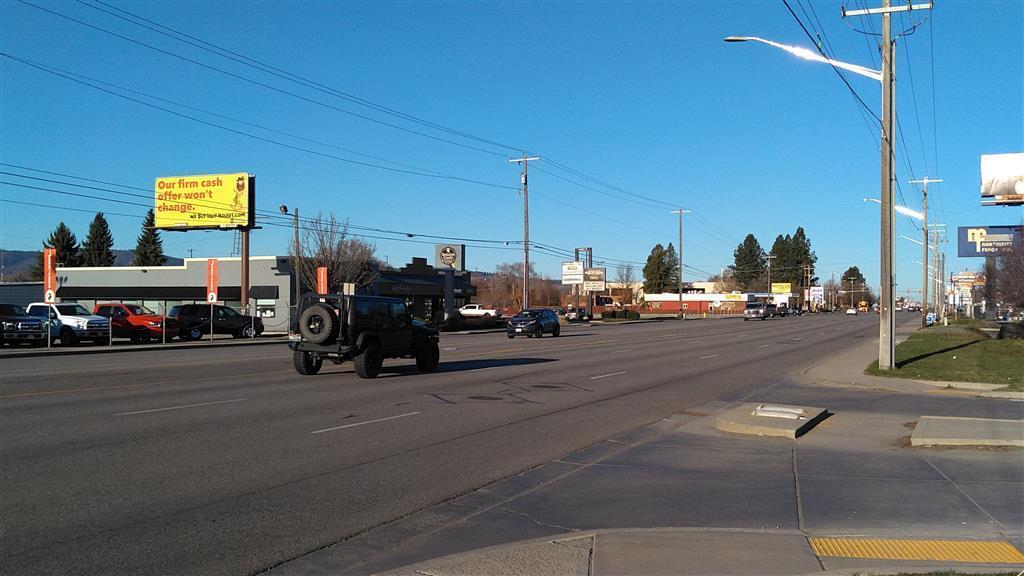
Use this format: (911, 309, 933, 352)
(561, 261, 584, 285)
(771, 282, 792, 294)
(957, 225, 1022, 257)
(154, 173, 254, 230)
(434, 244, 465, 271)
(317, 266, 328, 294)
(583, 267, 606, 292)
(43, 247, 57, 303)
(981, 153, 1024, 206)
(206, 259, 219, 303)
(809, 286, 825, 302)
(724, 293, 744, 301)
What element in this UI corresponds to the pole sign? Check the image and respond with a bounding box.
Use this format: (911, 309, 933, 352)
(583, 267, 606, 292)
(980, 153, 1024, 206)
(771, 282, 792, 294)
(317, 266, 328, 294)
(154, 173, 254, 230)
(561, 261, 584, 285)
(957, 225, 1022, 257)
(43, 247, 57, 303)
(434, 244, 465, 271)
(809, 286, 825, 303)
(206, 259, 219, 303)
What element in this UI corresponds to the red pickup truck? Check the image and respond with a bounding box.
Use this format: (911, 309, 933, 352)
(93, 303, 175, 343)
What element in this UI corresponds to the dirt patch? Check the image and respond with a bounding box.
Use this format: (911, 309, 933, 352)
(894, 435, 913, 448)
(902, 421, 917, 429)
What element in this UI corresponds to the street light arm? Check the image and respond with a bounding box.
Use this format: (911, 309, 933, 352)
(725, 36, 882, 82)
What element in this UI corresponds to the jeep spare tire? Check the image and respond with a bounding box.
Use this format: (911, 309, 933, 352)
(299, 303, 337, 344)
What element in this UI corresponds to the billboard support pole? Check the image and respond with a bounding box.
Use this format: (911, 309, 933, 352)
(241, 227, 250, 317)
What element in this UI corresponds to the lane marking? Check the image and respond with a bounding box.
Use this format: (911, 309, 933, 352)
(115, 398, 246, 416)
(442, 347, 458, 351)
(699, 354, 719, 359)
(687, 340, 704, 344)
(758, 344, 770, 348)
(589, 371, 627, 380)
(609, 349, 632, 354)
(311, 411, 421, 434)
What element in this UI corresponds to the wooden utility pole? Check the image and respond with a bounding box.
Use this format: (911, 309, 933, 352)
(671, 209, 691, 318)
(843, 0, 934, 370)
(510, 155, 540, 310)
(910, 177, 942, 329)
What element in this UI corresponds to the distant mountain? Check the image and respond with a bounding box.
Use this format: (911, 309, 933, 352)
(0, 250, 183, 281)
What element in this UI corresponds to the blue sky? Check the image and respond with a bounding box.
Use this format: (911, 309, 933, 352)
(1, 0, 1021, 295)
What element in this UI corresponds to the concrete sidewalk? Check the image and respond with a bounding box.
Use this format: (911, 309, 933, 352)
(268, 325, 1024, 576)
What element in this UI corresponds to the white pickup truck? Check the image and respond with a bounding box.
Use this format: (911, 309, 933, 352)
(26, 302, 110, 346)
(459, 304, 501, 319)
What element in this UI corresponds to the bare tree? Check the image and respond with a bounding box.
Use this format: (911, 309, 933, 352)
(290, 213, 378, 293)
(996, 237, 1024, 307)
(614, 263, 640, 304)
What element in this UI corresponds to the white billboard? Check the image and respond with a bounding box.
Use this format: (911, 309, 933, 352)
(561, 261, 584, 285)
(809, 286, 824, 302)
(981, 153, 1024, 206)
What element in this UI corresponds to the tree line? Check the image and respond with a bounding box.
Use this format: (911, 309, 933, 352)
(26, 210, 166, 279)
(705, 228, 819, 298)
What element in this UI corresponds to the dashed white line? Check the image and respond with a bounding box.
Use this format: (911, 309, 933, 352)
(311, 411, 421, 434)
(758, 344, 770, 348)
(116, 398, 246, 416)
(699, 354, 719, 359)
(609, 349, 633, 354)
(687, 340, 704, 344)
(590, 371, 627, 380)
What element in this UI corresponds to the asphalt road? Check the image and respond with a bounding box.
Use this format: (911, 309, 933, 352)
(0, 312, 900, 575)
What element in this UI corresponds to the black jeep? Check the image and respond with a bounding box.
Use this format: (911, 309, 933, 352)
(289, 295, 440, 378)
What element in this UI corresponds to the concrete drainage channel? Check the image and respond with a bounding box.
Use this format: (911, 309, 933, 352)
(714, 403, 830, 438)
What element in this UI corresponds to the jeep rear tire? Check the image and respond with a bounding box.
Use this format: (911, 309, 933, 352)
(354, 341, 383, 379)
(299, 304, 337, 345)
(416, 340, 439, 372)
(293, 350, 323, 375)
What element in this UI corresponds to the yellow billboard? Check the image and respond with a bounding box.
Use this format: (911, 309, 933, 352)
(154, 173, 253, 230)
(771, 282, 792, 294)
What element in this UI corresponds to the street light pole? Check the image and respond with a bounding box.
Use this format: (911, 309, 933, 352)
(671, 209, 691, 318)
(280, 205, 300, 324)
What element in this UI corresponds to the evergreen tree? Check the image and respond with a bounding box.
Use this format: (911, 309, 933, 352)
(841, 266, 867, 307)
(730, 234, 766, 291)
(80, 212, 116, 267)
(30, 222, 80, 279)
(663, 243, 680, 293)
(642, 244, 666, 294)
(132, 209, 166, 266)
(769, 234, 795, 287)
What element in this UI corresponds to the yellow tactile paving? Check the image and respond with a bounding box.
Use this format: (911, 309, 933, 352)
(809, 537, 1024, 564)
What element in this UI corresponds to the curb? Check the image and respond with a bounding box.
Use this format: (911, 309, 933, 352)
(0, 337, 288, 359)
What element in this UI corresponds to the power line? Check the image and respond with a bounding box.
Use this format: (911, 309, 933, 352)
(1, 53, 518, 192)
(18, 0, 516, 160)
(80, 0, 525, 156)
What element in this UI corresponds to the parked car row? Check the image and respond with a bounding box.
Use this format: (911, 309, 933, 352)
(1, 302, 264, 348)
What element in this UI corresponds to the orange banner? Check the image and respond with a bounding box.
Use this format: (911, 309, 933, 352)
(43, 248, 57, 303)
(317, 266, 328, 294)
(206, 259, 219, 303)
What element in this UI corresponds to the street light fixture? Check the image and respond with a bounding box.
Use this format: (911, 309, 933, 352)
(723, 36, 882, 81)
(863, 197, 924, 220)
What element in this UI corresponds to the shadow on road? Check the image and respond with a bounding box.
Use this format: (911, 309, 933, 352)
(381, 357, 556, 375)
